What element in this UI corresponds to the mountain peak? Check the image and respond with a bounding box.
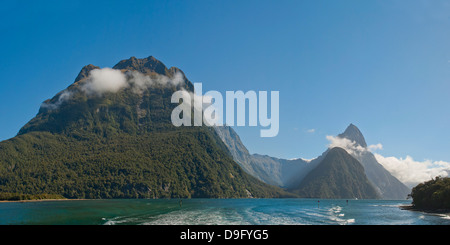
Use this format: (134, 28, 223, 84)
(112, 55, 169, 76)
(290, 146, 380, 199)
(338, 123, 367, 148)
(75, 64, 100, 82)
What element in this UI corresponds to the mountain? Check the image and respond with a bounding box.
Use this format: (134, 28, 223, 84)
(0, 56, 290, 199)
(338, 123, 367, 147)
(337, 124, 411, 199)
(213, 126, 255, 176)
(215, 124, 410, 200)
(290, 147, 380, 199)
(214, 125, 310, 187)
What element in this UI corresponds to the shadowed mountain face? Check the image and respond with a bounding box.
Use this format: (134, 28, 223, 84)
(216, 124, 411, 199)
(337, 124, 411, 199)
(3, 55, 410, 200)
(290, 147, 380, 199)
(214, 126, 310, 187)
(0, 56, 289, 199)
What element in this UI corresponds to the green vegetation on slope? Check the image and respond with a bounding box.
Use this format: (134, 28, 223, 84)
(0, 128, 288, 199)
(290, 147, 380, 199)
(411, 177, 450, 210)
(0, 56, 291, 199)
(0, 193, 65, 201)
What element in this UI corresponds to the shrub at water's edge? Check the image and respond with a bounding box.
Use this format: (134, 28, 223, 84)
(0, 192, 66, 201)
(411, 177, 450, 211)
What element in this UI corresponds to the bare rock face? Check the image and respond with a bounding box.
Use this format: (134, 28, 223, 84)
(113, 56, 169, 76)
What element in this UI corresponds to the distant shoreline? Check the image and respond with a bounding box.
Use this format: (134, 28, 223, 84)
(0, 198, 87, 203)
(400, 204, 450, 216)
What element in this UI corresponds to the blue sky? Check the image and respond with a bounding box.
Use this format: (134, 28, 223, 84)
(1, 0, 450, 164)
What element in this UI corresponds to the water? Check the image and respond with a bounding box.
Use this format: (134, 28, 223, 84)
(0, 199, 449, 225)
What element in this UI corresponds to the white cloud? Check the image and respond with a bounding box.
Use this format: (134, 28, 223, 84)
(300, 157, 316, 163)
(41, 90, 73, 110)
(42, 68, 187, 110)
(325, 135, 450, 188)
(326, 135, 367, 155)
(368, 143, 383, 151)
(127, 70, 154, 93)
(374, 154, 450, 188)
(127, 70, 185, 94)
(80, 68, 185, 96)
(306, 129, 315, 133)
(326, 135, 383, 155)
(81, 68, 128, 95)
(170, 72, 185, 86)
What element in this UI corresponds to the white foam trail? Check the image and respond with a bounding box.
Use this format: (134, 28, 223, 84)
(141, 209, 250, 225)
(327, 205, 355, 225)
(439, 214, 450, 220)
(346, 219, 355, 224)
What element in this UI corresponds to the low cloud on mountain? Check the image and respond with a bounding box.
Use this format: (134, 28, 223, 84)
(41, 90, 73, 110)
(81, 68, 129, 95)
(326, 135, 450, 188)
(81, 68, 185, 96)
(326, 135, 368, 155)
(43, 68, 187, 110)
(127, 70, 185, 94)
(374, 154, 450, 188)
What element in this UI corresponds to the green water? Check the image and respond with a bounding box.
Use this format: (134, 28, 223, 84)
(0, 199, 449, 225)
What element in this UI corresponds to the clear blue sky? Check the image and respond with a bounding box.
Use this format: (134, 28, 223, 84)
(1, 0, 450, 162)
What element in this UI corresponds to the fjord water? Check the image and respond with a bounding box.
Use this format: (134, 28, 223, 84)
(0, 199, 449, 225)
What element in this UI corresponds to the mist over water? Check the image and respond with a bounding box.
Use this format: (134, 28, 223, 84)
(1, 199, 449, 225)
